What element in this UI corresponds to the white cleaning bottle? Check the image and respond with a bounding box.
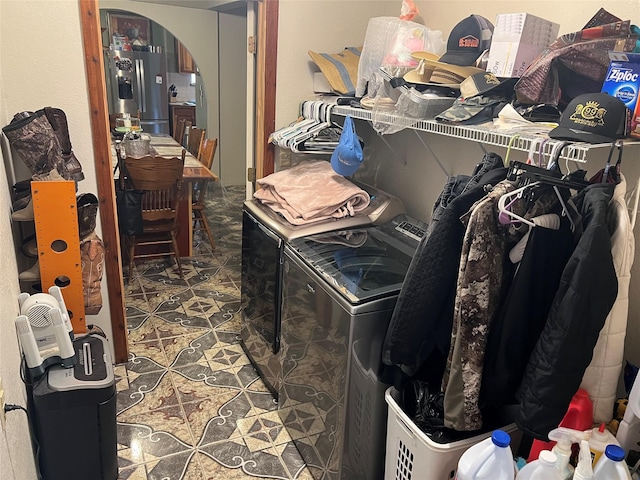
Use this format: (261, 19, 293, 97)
(516, 450, 562, 480)
(456, 430, 516, 480)
(590, 423, 620, 467)
(592, 445, 631, 480)
(573, 440, 594, 480)
(548, 427, 591, 479)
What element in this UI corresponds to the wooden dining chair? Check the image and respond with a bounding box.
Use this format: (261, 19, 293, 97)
(121, 150, 186, 283)
(197, 137, 218, 169)
(192, 138, 218, 248)
(187, 127, 206, 157)
(173, 118, 191, 146)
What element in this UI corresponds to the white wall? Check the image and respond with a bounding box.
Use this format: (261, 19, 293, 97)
(414, 0, 639, 37)
(0, 1, 101, 477)
(275, 0, 398, 128)
(219, 7, 248, 186)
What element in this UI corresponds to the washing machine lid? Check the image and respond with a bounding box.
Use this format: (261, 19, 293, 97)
(287, 214, 427, 304)
(244, 182, 405, 241)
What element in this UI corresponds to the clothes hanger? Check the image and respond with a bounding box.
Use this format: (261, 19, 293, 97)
(545, 140, 568, 171)
(525, 138, 543, 166)
(589, 140, 623, 184)
(502, 142, 590, 229)
(537, 138, 551, 167)
(497, 182, 537, 227)
(270, 100, 327, 148)
(289, 104, 336, 152)
(503, 134, 521, 167)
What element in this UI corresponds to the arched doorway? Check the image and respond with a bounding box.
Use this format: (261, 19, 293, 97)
(78, 0, 277, 363)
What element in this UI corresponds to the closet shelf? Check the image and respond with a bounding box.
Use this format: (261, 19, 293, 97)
(332, 104, 624, 164)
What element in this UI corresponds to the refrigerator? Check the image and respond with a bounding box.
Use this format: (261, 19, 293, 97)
(104, 50, 170, 135)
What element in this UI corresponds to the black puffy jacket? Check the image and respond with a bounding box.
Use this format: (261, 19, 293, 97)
(516, 183, 618, 439)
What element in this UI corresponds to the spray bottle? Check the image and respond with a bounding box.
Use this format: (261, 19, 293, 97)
(548, 427, 591, 480)
(573, 440, 594, 480)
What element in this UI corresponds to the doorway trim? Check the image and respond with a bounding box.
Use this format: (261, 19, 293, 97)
(78, 0, 278, 363)
(79, 0, 128, 363)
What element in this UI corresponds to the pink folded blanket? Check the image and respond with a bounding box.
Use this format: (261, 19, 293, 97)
(254, 160, 370, 225)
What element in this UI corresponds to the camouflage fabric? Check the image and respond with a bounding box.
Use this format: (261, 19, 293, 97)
(2, 108, 85, 182)
(43, 107, 84, 182)
(435, 95, 506, 125)
(442, 180, 519, 431)
(2, 111, 65, 176)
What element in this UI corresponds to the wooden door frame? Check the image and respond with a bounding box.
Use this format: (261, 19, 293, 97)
(255, 0, 278, 180)
(78, 0, 278, 363)
(79, 0, 128, 363)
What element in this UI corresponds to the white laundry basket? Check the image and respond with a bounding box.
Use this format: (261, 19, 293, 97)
(383, 387, 521, 480)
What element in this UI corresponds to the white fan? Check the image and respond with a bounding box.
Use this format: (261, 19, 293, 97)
(15, 286, 75, 378)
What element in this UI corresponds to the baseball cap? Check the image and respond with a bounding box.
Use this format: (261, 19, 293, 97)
(331, 115, 363, 176)
(549, 93, 629, 144)
(440, 15, 494, 66)
(435, 95, 508, 125)
(460, 72, 515, 98)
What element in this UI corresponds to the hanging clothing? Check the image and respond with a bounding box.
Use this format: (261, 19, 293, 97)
(427, 153, 504, 239)
(516, 183, 618, 440)
(480, 217, 574, 411)
(382, 165, 508, 379)
(581, 175, 635, 424)
(442, 181, 518, 431)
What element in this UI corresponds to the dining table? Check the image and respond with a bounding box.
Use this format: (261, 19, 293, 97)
(112, 133, 218, 257)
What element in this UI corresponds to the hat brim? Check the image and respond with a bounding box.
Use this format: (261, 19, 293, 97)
(411, 52, 485, 79)
(439, 50, 483, 67)
(548, 126, 617, 144)
(460, 75, 516, 99)
(403, 69, 460, 89)
(436, 96, 504, 124)
(331, 155, 362, 176)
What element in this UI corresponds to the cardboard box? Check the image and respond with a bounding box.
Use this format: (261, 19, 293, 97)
(602, 52, 640, 138)
(486, 13, 559, 78)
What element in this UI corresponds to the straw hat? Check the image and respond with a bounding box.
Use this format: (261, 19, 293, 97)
(404, 52, 485, 89)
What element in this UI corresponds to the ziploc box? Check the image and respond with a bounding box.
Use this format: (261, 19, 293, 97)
(602, 52, 640, 138)
(486, 13, 559, 78)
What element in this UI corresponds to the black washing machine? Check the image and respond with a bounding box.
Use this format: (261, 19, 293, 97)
(240, 183, 404, 398)
(278, 214, 427, 480)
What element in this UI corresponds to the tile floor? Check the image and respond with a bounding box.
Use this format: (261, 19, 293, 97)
(116, 184, 313, 480)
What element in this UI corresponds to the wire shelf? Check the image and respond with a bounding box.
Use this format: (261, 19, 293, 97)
(332, 105, 625, 164)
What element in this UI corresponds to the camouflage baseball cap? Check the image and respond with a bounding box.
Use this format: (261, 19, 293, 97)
(435, 95, 506, 124)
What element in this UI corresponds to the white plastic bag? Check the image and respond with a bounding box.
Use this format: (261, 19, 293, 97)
(356, 17, 445, 97)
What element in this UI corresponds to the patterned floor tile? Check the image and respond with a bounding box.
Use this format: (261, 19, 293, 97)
(118, 185, 311, 480)
(127, 339, 170, 372)
(128, 314, 159, 343)
(117, 369, 179, 413)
